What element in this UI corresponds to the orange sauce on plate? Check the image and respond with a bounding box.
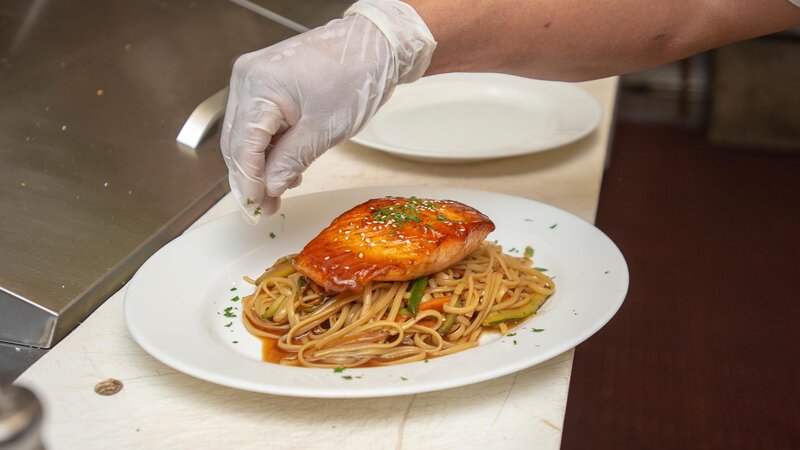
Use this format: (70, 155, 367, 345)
(260, 337, 294, 364)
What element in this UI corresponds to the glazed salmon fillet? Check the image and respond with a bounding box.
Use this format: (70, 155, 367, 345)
(294, 196, 495, 293)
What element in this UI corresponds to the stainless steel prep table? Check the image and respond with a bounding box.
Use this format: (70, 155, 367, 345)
(0, 0, 350, 379)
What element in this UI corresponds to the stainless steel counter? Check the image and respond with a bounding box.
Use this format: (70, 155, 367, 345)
(249, 0, 356, 27)
(0, 0, 350, 369)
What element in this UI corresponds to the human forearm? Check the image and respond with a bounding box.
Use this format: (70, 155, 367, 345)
(406, 0, 800, 81)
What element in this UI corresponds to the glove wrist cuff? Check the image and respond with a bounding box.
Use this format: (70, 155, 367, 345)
(345, 0, 437, 84)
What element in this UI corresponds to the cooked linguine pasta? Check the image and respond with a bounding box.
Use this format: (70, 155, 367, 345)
(242, 241, 554, 368)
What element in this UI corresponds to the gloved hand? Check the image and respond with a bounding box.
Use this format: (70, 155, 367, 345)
(221, 0, 436, 223)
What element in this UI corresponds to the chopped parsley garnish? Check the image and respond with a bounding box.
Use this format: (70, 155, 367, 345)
(524, 218, 534, 222)
(232, 340, 239, 344)
(333, 367, 346, 373)
(230, 296, 240, 302)
(341, 375, 353, 380)
(437, 215, 446, 221)
(532, 328, 545, 333)
(254, 206, 262, 215)
(269, 232, 276, 239)
(400, 376, 408, 381)
(224, 322, 232, 328)
(246, 198, 255, 205)
(223, 307, 236, 318)
(507, 332, 517, 337)
(604, 270, 610, 274)
(524, 246, 534, 258)
(370, 197, 439, 228)
(424, 359, 429, 363)
(279, 213, 285, 219)
(513, 340, 517, 345)
(549, 223, 558, 229)
(372, 206, 420, 226)
(533, 267, 549, 272)
(230, 287, 237, 291)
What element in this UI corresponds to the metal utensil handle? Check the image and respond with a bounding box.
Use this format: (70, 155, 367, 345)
(176, 87, 229, 149)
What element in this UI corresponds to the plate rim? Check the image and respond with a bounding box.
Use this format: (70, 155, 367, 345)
(125, 186, 628, 398)
(350, 74, 603, 162)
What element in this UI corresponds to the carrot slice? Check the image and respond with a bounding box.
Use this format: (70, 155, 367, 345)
(419, 296, 453, 312)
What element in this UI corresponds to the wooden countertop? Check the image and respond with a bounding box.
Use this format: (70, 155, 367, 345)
(16, 77, 618, 449)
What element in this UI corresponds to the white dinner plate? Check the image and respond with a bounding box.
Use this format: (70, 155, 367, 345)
(125, 187, 628, 398)
(350, 73, 603, 162)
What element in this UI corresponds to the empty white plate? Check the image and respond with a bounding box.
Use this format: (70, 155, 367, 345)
(351, 73, 603, 162)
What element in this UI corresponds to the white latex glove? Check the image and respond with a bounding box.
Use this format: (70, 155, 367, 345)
(221, 0, 436, 223)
